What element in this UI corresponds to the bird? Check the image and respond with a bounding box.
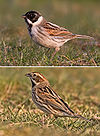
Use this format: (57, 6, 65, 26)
(25, 72, 91, 122)
(22, 10, 94, 58)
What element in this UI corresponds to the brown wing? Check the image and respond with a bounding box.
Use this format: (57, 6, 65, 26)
(42, 22, 76, 39)
(35, 85, 75, 117)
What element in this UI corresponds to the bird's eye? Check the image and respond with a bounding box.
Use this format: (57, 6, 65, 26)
(33, 74, 36, 77)
(31, 14, 33, 17)
(30, 13, 35, 18)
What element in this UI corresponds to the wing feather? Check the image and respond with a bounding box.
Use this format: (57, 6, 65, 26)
(35, 86, 75, 116)
(42, 22, 75, 39)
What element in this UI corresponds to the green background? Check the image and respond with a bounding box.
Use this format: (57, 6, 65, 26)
(0, 67, 100, 135)
(0, 0, 100, 66)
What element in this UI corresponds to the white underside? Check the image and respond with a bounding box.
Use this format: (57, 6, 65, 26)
(65, 39, 70, 42)
(30, 26, 71, 48)
(28, 17, 71, 49)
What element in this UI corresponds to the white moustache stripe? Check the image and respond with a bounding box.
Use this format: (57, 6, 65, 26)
(27, 18, 33, 25)
(31, 78, 39, 85)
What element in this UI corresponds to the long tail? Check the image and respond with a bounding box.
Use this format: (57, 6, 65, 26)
(75, 114, 92, 122)
(75, 34, 94, 40)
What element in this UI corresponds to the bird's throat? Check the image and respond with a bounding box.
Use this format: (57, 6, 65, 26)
(31, 79, 36, 88)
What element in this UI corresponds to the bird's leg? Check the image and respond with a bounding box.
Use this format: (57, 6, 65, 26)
(51, 116, 58, 123)
(49, 115, 57, 124)
(50, 47, 60, 61)
(45, 48, 51, 58)
(44, 114, 57, 127)
(40, 114, 46, 126)
(46, 48, 51, 54)
(40, 114, 53, 126)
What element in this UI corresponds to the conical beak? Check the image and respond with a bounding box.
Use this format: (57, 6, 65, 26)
(25, 73, 31, 77)
(22, 15, 26, 18)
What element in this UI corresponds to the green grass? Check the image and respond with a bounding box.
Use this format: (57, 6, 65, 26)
(0, 0, 100, 66)
(0, 68, 100, 136)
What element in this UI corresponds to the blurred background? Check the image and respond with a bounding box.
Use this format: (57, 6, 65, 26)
(0, 68, 100, 135)
(0, 0, 100, 39)
(0, 0, 100, 66)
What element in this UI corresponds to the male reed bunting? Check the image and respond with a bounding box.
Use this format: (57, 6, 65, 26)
(22, 11, 94, 58)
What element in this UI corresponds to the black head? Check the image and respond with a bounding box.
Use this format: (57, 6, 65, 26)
(22, 10, 41, 25)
